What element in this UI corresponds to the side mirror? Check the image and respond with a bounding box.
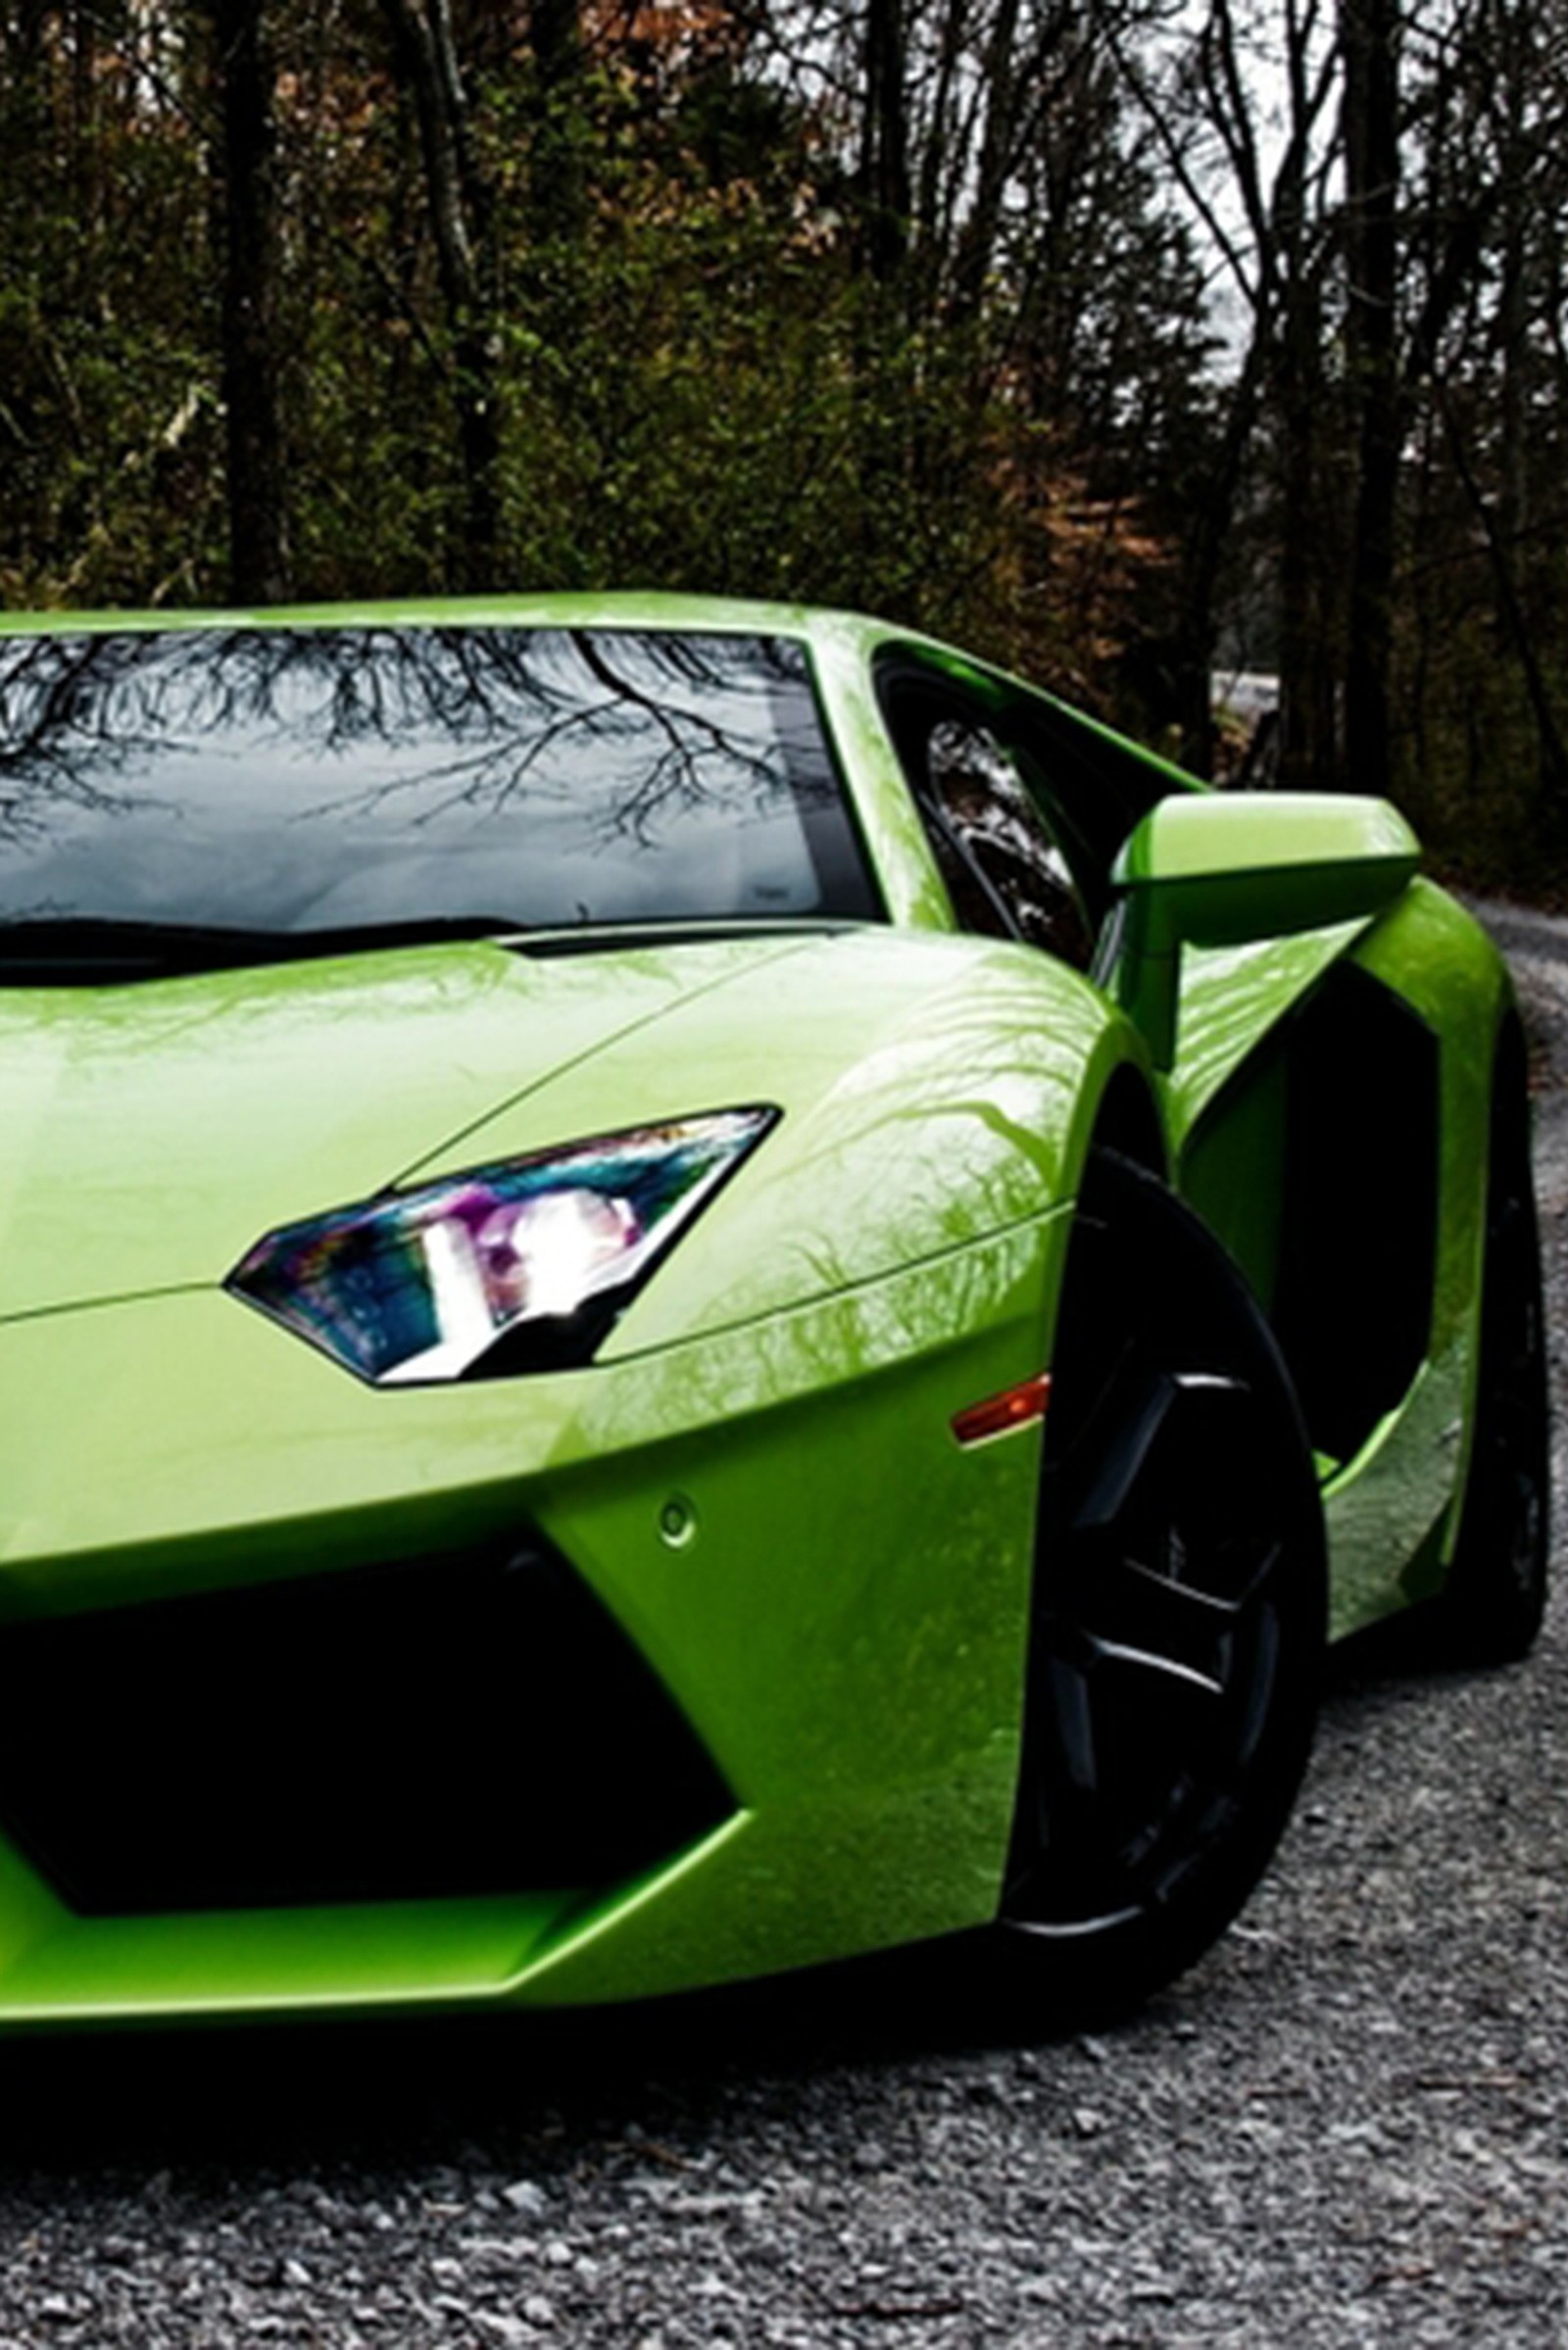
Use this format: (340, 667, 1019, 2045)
(1105, 792, 1421, 1069)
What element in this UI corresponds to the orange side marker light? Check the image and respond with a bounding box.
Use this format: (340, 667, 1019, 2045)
(951, 1372, 1052, 1448)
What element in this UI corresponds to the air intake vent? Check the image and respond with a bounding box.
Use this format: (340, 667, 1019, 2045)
(0, 1534, 733, 1915)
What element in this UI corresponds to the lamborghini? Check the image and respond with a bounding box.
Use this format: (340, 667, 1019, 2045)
(0, 595, 1545, 2028)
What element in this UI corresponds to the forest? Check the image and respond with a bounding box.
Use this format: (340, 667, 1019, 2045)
(1, 0, 1564, 889)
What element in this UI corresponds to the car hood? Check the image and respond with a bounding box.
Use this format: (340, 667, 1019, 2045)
(0, 927, 1120, 1328)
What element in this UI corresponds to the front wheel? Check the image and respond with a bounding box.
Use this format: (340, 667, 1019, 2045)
(995, 1150, 1325, 2018)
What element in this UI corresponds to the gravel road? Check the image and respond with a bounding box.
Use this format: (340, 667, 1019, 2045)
(2, 901, 1566, 2348)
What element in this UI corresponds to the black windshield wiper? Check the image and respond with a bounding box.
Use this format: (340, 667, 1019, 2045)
(0, 914, 524, 982)
(502, 915, 867, 958)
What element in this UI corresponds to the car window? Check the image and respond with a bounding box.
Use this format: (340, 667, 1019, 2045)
(929, 719, 1096, 966)
(875, 643, 1184, 943)
(891, 695, 1096, 969)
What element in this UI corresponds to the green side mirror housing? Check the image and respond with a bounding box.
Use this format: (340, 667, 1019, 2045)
(1106, 792, 1422, 1068)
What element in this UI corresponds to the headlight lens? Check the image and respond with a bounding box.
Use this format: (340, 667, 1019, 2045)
(227, 1107, 777, 1384)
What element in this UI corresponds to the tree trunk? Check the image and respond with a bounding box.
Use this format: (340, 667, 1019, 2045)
(1443, 391, 1568, 811)
(1342, 0, 1399, 796)
(948, 0, 1022, 327)
(1270, 67, 1332, 794)
(1172, 330, 1269, 776)
(860, 0, 910, 285)
(380, 0, 501, 588)
(1275, 335, 1335, 790)
(211, 0, 290, 604)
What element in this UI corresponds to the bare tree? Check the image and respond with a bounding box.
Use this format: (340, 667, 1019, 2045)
(378, 0, 501, 587)
(1341, 0, 1398, 795)
(209, 0, 290, 602)
(1108, 0, 1340, 774)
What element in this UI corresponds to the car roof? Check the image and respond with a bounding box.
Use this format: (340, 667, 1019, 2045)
(0, 591, 884, 649)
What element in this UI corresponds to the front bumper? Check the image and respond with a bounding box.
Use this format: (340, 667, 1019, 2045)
(0, 1211, 1065, 2027)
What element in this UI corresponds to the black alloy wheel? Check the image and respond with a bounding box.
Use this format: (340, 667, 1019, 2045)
(1427, 1045, 1550, 1664)
(996, 1149, 1326, 2017)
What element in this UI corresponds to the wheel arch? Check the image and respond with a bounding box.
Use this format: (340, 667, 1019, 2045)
(1083, 1059, 1168, 1183)
(1038, 1046, 1170, 1383)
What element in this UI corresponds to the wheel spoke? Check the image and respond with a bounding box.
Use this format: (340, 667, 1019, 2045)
(1071, 1560, 1241, 1691)
(1023, 1453, 1298, 1924)
(1042, 1650, 1100, 1796)
(1058, 1368, 1257, 1537)
(1083, 1631, 1226, 1702)
(1019, 1617, 1242, 1925)
(1058, 1364, 1178, 1531)
(1005, 1648, 1108, 1909)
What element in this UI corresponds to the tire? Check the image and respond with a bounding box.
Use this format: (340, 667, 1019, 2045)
(1428, 1046, 1549, 1665)
(994, 1149, 1325, 2019)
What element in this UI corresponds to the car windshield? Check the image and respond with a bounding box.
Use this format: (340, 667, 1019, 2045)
(0, 624, 876, 956)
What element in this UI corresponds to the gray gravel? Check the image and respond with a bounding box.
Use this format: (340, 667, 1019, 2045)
(3, 899, 1567, 2347)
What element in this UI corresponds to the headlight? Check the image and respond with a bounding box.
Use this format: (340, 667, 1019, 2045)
(226, 1107, 777, 1384)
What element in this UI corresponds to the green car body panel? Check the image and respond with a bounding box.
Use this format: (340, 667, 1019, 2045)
(0, 595, 1519, 2024)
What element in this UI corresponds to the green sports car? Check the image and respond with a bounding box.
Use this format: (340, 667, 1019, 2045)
(0, 595, 1546, 2029)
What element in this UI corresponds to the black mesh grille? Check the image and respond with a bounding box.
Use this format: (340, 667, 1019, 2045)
(0, 1534, 734, 1915)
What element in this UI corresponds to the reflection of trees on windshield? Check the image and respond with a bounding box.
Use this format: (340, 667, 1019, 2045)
(0, 635, 162, 844)
(302, 628, 817, 846)
(0, 626, 814, 853)
(0, 624, 872, 938)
